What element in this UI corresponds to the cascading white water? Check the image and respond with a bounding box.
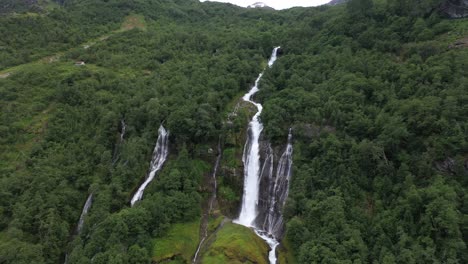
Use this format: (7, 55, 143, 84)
(120, 119, 126, 141)
(263, 129, 293, 236)
(234, 47, 281, 264)
(112, 119, 127, 165)
(236, 72, 264, 226)
(76, 193, 93, 233)
(237, 47, 280, 226)
(130, 125, 169, 206)
(65, 193, 93, 263)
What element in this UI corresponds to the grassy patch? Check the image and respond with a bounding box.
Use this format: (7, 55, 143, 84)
(120, 14, 147, 31)
(153, 220, 200, 263)
(201, 222, 268, 264)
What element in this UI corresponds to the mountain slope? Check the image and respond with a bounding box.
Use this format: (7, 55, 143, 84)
(0, 0, 467, 263)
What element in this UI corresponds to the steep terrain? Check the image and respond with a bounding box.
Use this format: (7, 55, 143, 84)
(0, 0, 467, 263)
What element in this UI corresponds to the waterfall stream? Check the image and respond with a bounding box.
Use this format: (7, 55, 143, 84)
(234, 47, 290, 264)
(130, 125, 169, 206)
(120, 119, 126, 142)
(76, 193, 93, 234)
(192, 138, 222, 264)
(261, 129, 293, 238)
(64, 193, 94, 263)
(236, 47, 280, 226)
(112, 119, 127, 164)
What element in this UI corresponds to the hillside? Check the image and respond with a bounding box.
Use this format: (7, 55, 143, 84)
(0, 0, 467, 263)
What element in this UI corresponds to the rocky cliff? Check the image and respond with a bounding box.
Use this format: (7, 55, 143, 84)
(439, 0, 468, 18)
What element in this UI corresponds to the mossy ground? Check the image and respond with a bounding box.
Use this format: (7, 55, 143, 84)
(152, 220, 200, 263)
(207, 215, 225, 233)
(278, 237, 297, 264)
(201, 222, 269, 264)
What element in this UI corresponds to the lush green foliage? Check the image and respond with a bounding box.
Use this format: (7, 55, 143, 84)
(259, 1, 468, 263)
(0, 0, 466, 263)
(0, 1, 280, 263)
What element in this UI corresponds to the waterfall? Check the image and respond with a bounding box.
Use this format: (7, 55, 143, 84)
(252, 131, 293, 264)
(65, 192, 94, 263)
(76, 193, 93, 234)
(261, 129, 293, 238)
(120, 119, 126, 141)
(192, 138, 222, 264)
(208, 138, 222, 213)
(234, 47, 283, 264)
(130, 125, 169, 206)
(236, 46, 280, 226)
(112, 119, 127, 164)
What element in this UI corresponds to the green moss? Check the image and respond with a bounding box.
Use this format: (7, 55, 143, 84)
(201, 223, 268, 264)
(152, 220, 200, 263)
(278, 237, 297, 264)
(207, 215, 224, 233)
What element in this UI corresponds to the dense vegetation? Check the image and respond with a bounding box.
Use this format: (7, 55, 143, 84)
(0, 0, 466, 263)
(261, 1, 468, 263)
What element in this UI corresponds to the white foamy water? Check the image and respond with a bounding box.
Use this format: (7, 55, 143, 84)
(130, 125, 169, 206)
(234, 47, 281, 264)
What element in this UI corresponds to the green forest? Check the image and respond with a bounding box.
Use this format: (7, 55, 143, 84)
(0, 0, 466, 263)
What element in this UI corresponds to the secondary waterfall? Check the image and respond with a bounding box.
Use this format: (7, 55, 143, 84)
(112, 119, 127, 164)
(130, 125, 169, 206)
(120, 119, 126, 142)
(64, 193, 94, 263)
(76, 193, 93, 234)
(234, 47, 285, 264)
(192, 138, 222, 264)
(260, 129, 293, 237)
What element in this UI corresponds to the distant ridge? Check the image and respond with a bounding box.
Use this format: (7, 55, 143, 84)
(327, 0, 349, 6)
(248, 2, 274, 10)
(0, 0, 63, 15)
(326, 0, 467, 18)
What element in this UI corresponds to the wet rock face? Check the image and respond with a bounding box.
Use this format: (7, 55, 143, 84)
(255, 137, 292, 239)
(276, 47, 284, 56)
(256, 141, 275, 231)
(439, 0, 468, 18)
(434, 157, 468, 174)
